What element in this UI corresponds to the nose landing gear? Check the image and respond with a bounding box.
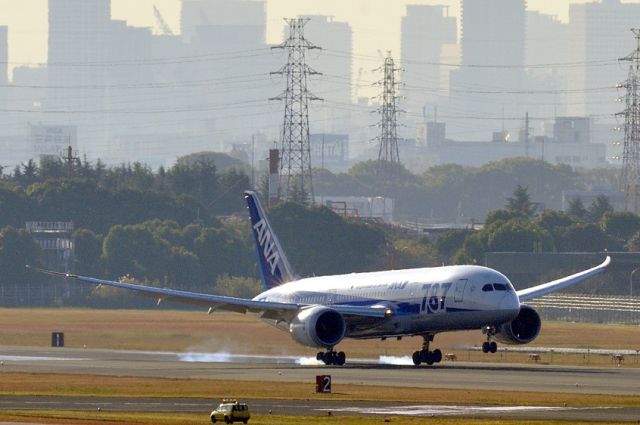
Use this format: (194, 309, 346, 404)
(317, 349, 346, 366)
(482, 326, 498, 353)
(412, 334, 442, 366)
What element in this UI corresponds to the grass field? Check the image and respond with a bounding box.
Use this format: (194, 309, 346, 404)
(1, 372, 639, 407)
(0, 308, 638, 366)
(0, 410, 626, 425)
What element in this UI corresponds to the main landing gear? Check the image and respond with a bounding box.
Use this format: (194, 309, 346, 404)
(412, 334, 442, 366)
(317, 349, 346, 366)
(482, 326, 498, 353)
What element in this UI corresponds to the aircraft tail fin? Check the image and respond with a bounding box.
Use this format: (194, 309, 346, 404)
(244, 191, 295, 289)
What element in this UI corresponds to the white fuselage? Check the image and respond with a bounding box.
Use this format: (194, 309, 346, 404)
(253, 264, 521, 338)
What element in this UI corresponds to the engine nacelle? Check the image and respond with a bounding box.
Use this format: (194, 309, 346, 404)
(494, 305, 541, 345)
(289, 306, 346, 349)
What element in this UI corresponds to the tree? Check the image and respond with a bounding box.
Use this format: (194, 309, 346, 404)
(486, 219, 554, 253)
(213, 274, 262, 298)
(505, 185, 536, 217)
(433, 229, 474, 261)
(102, 224, 171, 281)
(73, 229, 103, 276)
(601, 211, 640, 241)
(567, 197, 587, 219)
(0, 227, 41, 284)
(589, 195, 613, 222)
(556, 223, 609, 252)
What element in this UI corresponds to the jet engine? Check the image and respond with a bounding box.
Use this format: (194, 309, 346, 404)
(494, 305, 541, 344)
(289, 306, 346, 348)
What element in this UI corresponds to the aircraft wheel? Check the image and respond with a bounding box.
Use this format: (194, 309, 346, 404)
(412, 351, 421, 366)
(336, 351, 346, 366)
(489, 342, 498, 353)
(482, 342, 490, 353)
(425, 352, 434, 365)
(316, 352, 324, 361)
(433, 349, 442, 363)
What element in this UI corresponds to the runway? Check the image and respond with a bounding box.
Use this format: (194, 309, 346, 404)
(1, 345, 639, 422)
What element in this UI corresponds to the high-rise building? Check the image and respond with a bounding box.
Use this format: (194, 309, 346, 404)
(0, 26, 7, 86)
(47, 0, 111, 116)
(447, 0, 526, 140)
(567, 0, 640, 118)
(400, 5, 456, 117)
(296, 16, 352, 134)
(0, 26, 7, 116)
(526, 11, 569, 132)
(181, 0, 266, 43)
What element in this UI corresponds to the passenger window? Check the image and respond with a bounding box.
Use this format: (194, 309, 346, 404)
(482, 284, 493, 292)
(493, 283, 507, 291)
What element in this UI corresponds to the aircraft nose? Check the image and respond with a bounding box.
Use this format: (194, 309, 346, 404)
(499, 291, 520, 312)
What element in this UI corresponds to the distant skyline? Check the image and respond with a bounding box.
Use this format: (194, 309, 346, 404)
(0, 0, 626, 76)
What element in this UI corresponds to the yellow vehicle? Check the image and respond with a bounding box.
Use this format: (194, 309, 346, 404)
(210, 399, 250, 424)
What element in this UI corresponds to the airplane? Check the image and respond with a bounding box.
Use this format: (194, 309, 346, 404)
(32, 190, 611, 367)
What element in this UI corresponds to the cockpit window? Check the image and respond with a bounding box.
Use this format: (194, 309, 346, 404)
(482, 284, 493, 292)
(493, 283, 507, 291)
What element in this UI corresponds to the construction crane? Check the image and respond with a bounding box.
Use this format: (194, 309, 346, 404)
(153, 5, 174, 36)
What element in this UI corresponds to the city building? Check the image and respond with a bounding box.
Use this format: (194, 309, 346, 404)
(181, 0, 266, 43)
(295, 16, 353, 135)
(447, 0, 526, 141)
(400, 5, 456, 117)
(310, 133, 349, 173)
(567, 0, 640, 118)
(29, 123, 78, 159)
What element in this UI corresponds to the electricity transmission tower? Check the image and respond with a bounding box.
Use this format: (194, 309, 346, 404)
(270, 18, 321, 203)
(374, 52, 402, 169)
(619, 29, 640, 213)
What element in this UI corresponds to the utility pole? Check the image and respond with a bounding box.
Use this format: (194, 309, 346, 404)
(374, 52, 402, 169)
(524, 112, 530, 157)
(63, 145, 79, 177)
(270, 18, 321, 204)
(618, 29, 640, 213)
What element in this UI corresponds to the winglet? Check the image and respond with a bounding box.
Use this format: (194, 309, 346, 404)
(517, 256, 611, 302)
(244, 191, 295, 289)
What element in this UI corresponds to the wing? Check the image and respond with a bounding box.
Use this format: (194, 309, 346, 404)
(29, 268, 390, 321)
(516, 256, 611, 302)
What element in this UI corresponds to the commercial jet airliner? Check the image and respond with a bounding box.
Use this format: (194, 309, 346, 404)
(33, 191, 611, 367)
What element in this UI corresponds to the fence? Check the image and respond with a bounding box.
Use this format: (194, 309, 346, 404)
(527, 293, 640, 325)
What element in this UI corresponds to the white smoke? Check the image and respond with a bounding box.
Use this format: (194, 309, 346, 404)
(295, 356, 323, 366)
(178, 352, 232, 363)
(377, 355, 414, 366)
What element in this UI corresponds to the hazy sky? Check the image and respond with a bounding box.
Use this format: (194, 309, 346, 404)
(0, 0, 626, 74)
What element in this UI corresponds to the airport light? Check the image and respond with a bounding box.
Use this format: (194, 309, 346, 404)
(630, 267, 640, 297)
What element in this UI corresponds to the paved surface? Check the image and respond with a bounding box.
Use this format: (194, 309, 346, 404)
(0, 346, 639, 423)
(1, 395, 640, 422)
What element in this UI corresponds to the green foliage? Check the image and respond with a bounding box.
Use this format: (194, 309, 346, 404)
(433, 229, 473, 261)
(269, 201, 387, 275)
(567, 197, 587, 219)
(554, 223, 609, 252)
(73, 229, 103, 276)
(0, 226, 41, 284)
(505, 185, 536, 217)
(102, 224, 171, 281)
(486, 219, 554, 253)
(485, 209, 526, 226)
(589, 195, 614, 222)
(601, 211, 640, 241)
(194, 225, 254, 284)
(212, 274, 263, 299)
